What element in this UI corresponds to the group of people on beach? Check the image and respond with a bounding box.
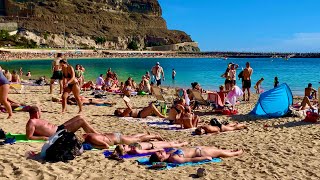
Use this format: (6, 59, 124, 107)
(0, 52, 318, 166)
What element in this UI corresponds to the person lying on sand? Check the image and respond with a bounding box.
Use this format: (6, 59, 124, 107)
(52, 96, 116, 106)
(26, 106, 98, 140)
(298, 96, 317, 110)
(149, 146, 243, 164)
(0, 97, 28, 111)
(113, 141, 189, 156)
(83, 132, 164, 149)
(114, 97, 166, 118)
(178, 106, 199, 129)
(195, 118, 247, 135)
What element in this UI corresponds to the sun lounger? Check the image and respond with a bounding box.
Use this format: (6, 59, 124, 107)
(151, 86, 166, 102)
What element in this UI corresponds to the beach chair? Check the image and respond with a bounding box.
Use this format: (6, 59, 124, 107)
(190, 90, 211, 109)
(9, 83, 25, 94)
(151, 86, 166, 102)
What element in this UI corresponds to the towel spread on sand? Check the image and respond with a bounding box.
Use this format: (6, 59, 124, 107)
(136, 157, 222, 170)
(104, 150, 153, 159)
(120, 116, 196, 131)
(5, 134, 45, 143)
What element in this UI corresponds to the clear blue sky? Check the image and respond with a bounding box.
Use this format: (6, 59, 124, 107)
(158, 0, 320, 52)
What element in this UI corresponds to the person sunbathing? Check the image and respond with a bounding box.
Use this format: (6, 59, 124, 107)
(0, 97, 29, 111)
(114, 98, 166, 118)
(298, 96, 317, 110)
(149, 146, 243, 164)
(114, 141, 189, 156)
(178, 106, 199, 129)
(195, 118, 247, 135)
(83, 132, 164, 149)
(168, 98, 185, 124)
(52, 96, 116, 106)
(26, 106, 98, 140)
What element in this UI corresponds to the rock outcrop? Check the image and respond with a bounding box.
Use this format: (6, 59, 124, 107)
(1, 0, 199, 51)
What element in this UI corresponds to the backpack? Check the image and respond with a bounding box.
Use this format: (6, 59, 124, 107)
(238, 71, 244, 79)
(44, 130, 83, 162)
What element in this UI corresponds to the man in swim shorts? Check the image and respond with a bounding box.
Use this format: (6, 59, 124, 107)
(151, 62, 165, 86)
(50, 53, 63, 94)
(242, 62, 253, 101)
(305, 83, 317, 100)
(26, 106, 98, 140)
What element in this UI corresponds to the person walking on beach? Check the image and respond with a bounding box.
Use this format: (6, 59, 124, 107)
(172, 69, 176, 80)
(151, 62, 165, 86)
(50, 53, 63, 94)
(0, 66, 12, 119)
(60, 59, 83, 114)
(242, 62, 253, 101)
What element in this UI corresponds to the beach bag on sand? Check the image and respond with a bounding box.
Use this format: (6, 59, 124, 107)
(44, 130, 83, 162)
(303, 111, 319, 123)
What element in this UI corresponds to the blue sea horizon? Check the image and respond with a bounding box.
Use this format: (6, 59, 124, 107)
(1, 57, 319, 96)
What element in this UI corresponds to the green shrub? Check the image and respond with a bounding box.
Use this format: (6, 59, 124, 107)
(128, 41, 139, 50)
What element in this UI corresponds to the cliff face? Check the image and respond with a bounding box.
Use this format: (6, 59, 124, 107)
(2, 0, 197, 51)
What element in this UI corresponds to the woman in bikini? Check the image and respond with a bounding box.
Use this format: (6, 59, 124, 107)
(195, 118, 247, 135)
(168, 98, 185, 124)
(114, 98, 166, 118)
(60, 59, 83, 113)
(114, 141, 188, 156)
(74, 64, 83, 87)
(149, 146, 243, 164)
(83, 132, 164, 149)
(178, 106, 199, 129)
(0, 66, 12, 118)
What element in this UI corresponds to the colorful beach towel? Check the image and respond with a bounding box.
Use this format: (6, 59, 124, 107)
(82, 143, 116, 151)
(5, 133, 45, 143)
(136, 157, 222, 170)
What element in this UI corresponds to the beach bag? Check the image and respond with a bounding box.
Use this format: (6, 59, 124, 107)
(303, 111, 319, 123)
(0, 129, 5, 139)
(44, 130, 83, 162)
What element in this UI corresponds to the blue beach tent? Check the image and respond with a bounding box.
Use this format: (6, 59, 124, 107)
(250, 83, 293, 117)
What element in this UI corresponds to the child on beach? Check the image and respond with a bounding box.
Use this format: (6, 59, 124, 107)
(254, 78, 264, 94)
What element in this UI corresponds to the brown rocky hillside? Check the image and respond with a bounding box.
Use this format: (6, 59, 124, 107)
(1, 0, 197, 50)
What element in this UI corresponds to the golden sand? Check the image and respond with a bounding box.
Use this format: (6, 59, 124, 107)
(0, 86, 319, 180)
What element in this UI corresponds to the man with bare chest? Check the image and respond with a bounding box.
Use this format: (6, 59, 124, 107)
(26, 106, 98, 140)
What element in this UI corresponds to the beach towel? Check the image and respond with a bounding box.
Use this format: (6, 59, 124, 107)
(136, 157, 222, 170)
(104, 150, 154, 159)
(82, 143, 116, 151)
(5, 133, 45, 143)
(120, 116, 196, 132)
(226, 86, 243, 106)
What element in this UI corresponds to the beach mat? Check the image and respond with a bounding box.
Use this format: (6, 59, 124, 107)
(5, 133, 45, 143)
(120, 117, 196, 132)
(82, 143, 116, 151)
(103, 148, 171, 159)
(136, 157, 222, 170)
(104, 150, 153, 159)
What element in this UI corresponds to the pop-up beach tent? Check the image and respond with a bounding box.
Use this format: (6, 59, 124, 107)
(250, 83, 293, 117)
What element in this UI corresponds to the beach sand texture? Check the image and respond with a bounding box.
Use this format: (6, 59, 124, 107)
(0, 86, 319, 180)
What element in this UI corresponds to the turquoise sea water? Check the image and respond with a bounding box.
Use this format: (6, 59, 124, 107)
(0, 58, 319, 95)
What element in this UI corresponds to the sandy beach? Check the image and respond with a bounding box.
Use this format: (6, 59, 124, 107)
(0, 85, 319, 180)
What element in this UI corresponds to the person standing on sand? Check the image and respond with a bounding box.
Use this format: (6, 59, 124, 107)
(151, 62, 165, 86)
(60, 59, 83, 114)
(242, 62, 253, 101)
(0, 66, 12, 119)
(49, 53, 63, 94)
(172, 69, 176, 80)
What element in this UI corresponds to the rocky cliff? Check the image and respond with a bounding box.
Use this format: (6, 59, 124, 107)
(1, 0, 198, 51)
